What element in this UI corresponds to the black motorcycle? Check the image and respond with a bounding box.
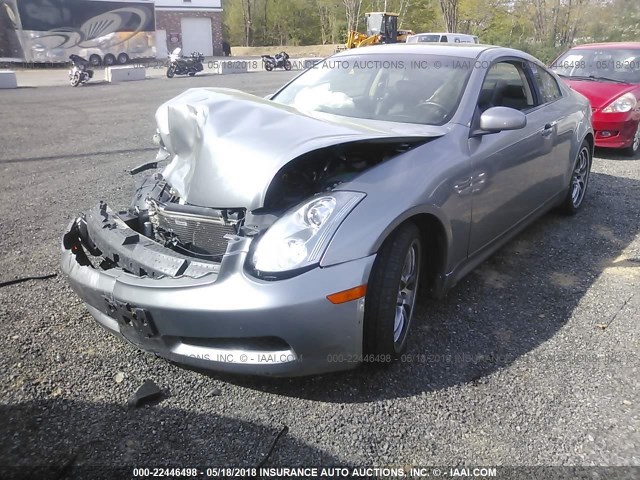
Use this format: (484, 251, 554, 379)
(262, 51, 292, 72)
(166, 48, 204, 78)
(68, 54, 94, 87)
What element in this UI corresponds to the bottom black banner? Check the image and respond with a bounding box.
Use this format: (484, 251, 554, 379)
(0, 465, 638, 480)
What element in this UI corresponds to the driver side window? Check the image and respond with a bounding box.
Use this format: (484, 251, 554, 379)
(477, 61, 535, 113)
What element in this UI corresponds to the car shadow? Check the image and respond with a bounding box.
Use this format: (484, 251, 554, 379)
(211, 172, 639, 402)
(78, 81, 110, 87)
(595, 147, 639, 161)
(0, 399, 338, 475)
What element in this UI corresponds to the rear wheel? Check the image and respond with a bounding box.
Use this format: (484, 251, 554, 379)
(117, 53, 129, 64)
(89, 54, 101, 66)
(264, 62, 273, 72)
(70, 72, 80, 87)
(364, 223, 422, 359)
(188, 71, 196, 76)
(560, 141, 591, 215)
(103, 54, 116, 66)
(623, 121, 640, 157)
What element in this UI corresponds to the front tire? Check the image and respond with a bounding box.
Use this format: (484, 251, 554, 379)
(166, 66, 176, 78)
(364, 223, 422, 358)
(284, 60, 292, 71)
(623, 121, 640, 157)
(70, 72, 80, 87)
(560, 141, 591, 215)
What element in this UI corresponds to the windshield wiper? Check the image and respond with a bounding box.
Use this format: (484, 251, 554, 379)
(563, 74, 629, 84)
(588, 76, 630, 84)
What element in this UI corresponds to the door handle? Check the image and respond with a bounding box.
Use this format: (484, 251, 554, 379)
(541, 123, 555, 137)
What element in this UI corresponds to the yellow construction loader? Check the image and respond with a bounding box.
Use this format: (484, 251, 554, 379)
(344, 12, 414, 49)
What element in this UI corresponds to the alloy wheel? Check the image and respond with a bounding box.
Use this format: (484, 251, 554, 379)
(394, 239, 420, 349)
(632, 122, 640, 153)
(571, 146, 590, 208)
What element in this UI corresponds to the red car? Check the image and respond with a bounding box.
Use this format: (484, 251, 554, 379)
(551, 42, 640, 155)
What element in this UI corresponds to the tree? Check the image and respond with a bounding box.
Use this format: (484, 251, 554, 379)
(439, 0, 459, 32)
(316, 0, 344, 44)
(343, 0, 362, 33)
(241, 0, 254, 46)
(221, 0, 636, 58)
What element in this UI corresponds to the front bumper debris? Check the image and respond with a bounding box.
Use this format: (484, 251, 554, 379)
(61, 207, 375, 376)
(64, 202, 219, 278)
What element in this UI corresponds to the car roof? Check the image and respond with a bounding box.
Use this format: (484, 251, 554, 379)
(413, 32, 475, 36)
(333, 43, 495, 59)
(570, 42, 640, 50)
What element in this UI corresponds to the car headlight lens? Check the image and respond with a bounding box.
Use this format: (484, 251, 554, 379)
(251, 191, 365, 275)
(602, 92, 637, 113)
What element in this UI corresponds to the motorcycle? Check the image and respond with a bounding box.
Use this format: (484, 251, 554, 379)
(166, 48, 204, 78)
(68, 54, 94, 87)
(262, 51, 292, 72)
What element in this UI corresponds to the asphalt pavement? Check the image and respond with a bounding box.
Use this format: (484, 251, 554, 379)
(0, 70, 638, 473)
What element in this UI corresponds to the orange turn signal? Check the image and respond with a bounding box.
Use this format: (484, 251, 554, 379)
(326, 285, 367, 304)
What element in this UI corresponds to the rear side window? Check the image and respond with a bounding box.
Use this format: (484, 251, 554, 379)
(530, 64, 562, 103)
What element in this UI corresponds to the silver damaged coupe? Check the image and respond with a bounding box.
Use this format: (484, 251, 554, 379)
(61, 44, 594, 376)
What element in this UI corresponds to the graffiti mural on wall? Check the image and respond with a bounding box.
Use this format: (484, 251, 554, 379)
(1, 0, 155, 62)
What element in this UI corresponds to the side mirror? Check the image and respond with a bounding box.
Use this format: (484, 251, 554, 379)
(475, 106, 527, 135)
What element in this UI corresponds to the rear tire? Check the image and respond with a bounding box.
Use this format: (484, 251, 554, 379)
(103, 54, 116, 66)
(265, 63, 273, 72)
(89, 54, 101, 66)
(559, 140, 591, 215)
(117, 53, 129, 64)
(364, 223, 422, 359)
(188, 71, 196, 76)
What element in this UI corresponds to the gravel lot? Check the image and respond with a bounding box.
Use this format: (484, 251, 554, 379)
(0, 71, 638, 474)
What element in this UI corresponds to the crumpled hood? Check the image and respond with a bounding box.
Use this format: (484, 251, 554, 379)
(156, 88, 448, 210)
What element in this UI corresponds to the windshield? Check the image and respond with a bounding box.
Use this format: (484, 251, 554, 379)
(272, 54, 473, 126)
(366, 13, 383, 35)
(551, 48, 640, 84)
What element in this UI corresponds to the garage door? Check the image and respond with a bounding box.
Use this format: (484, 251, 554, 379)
(181, 17, 213, 56)
(155, 29, 168, 58)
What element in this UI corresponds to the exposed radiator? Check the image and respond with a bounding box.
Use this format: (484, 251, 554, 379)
(148, 200, 239, 258)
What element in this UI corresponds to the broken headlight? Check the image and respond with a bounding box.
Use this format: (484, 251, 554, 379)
(251, 191, 365, 275)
